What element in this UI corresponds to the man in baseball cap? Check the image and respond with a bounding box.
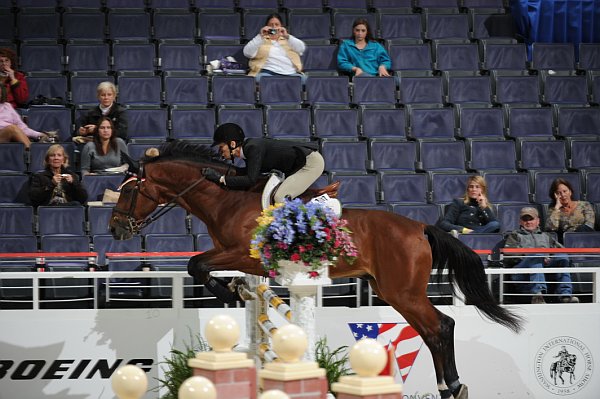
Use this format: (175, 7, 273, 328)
(504, 206, 578, 304)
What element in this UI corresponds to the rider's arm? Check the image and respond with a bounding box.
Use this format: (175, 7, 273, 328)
(223, 142, 265, 189)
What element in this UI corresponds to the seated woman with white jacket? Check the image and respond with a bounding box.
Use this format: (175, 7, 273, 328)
(243, 13, 306, 83)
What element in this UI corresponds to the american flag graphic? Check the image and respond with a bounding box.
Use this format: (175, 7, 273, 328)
(348, 323, 423, 383)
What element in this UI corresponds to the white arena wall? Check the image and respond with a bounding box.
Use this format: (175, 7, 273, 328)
(0, 304, 598, 399)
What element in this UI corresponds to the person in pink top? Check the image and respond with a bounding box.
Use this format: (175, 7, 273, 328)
(0, 86, 48, 148)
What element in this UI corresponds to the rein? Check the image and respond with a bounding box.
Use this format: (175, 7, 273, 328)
(114, 163, 206, 234)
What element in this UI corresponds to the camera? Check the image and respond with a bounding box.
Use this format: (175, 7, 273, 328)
(268, 28, 278, 35)
(61, 174, 69, 178)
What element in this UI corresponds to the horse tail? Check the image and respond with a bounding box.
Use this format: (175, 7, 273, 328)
(424, 225, 523, 333)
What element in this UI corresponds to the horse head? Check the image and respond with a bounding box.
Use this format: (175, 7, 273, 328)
(109, 141, 237, 240)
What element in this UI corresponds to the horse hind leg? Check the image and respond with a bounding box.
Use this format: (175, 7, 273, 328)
(385, 298, 457, 398)
(436, 308, 468, 399)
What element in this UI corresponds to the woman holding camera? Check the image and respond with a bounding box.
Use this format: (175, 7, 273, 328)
(29, 144, 88, 207)
(243, 13, 306, 83)
(0, 47, 29, 109)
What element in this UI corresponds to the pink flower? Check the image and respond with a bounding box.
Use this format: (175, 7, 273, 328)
(268, 270, 277, 277)
(290, 253, 301, 262)
(308, 271, 319, 278)
(298, 245, 306, 253)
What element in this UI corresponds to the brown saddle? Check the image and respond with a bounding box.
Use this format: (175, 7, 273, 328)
(299, 181, 340, 201)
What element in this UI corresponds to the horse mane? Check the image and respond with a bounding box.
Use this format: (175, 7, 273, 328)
(142, 140, 228, 168)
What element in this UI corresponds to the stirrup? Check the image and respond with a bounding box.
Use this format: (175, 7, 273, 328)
(309, 194, 342, 217)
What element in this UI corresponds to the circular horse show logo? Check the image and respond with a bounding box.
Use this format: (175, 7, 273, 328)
(534, 336, 593, 395)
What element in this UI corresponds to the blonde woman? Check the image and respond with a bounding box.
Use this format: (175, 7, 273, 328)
(437, 175, 500, 235)
(29, 144, 88, 207)
(75, 81, 128, 141)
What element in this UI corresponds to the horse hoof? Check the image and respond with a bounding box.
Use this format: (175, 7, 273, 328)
(453, 384, 468, 399)
(227, 277, 247, 292)
(238, 287, 257, 301)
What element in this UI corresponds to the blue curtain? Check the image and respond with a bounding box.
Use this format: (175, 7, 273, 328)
(510, 0, 600, 59)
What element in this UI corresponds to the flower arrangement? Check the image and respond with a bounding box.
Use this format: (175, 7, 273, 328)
(250, 198, 358, 278)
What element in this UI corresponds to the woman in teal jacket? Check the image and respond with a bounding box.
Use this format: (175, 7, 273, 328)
(337, 18, 392, 77)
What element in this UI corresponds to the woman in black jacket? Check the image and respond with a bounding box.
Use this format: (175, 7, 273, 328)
(74, 81, 128, 142)
(437, 175, 500, 236)
(29, 144, 88, 207)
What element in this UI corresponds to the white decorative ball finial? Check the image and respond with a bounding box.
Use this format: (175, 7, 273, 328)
(111, 365, 148, 399)
(271, 323, 308, 363)
(349, 338, 387, 377)
(205, 314, 240, 352)
(259, 389, 290, 399)
(178, 376, 217, 399)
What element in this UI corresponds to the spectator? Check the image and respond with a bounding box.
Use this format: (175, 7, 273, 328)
(0, 47, 29, 108)
(75, 81, 127, 142)
(0, 88, 49, 149)
(504, 206, 578, 304)
(545, 178, 595, 243)
(337, 18, 391, 77)
(29, 144, 88, 207)
(437, 175, 500, 236)
(243, 13, 306, 83)
(80, 117, 129, 175)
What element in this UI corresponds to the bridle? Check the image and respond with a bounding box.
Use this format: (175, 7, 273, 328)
(112, 163, 206, 234)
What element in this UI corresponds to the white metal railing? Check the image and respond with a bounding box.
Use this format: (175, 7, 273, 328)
(0, 267, 598, 310)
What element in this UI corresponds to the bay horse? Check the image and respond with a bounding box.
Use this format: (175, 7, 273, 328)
(109, 141, 523, 399)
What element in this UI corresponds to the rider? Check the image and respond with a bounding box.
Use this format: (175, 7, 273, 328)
(555, 346, 569, 361)
(202, 123, 335, 206)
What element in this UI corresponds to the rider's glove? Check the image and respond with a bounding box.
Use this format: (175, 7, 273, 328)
(202, 168, 222, 184)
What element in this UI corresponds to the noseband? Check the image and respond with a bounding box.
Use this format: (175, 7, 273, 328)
(113, 163, 205, 234)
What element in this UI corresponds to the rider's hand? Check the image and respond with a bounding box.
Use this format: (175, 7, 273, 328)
(202, 168, 222, 184)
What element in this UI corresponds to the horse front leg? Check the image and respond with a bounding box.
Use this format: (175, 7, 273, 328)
(187, 251, 242, 304)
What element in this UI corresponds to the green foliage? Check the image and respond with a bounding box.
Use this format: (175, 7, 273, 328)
(314, 336, 353, 392)
(153, 331, 210, 399)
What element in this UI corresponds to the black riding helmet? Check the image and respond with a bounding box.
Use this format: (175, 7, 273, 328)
(212, 123, 245, 147)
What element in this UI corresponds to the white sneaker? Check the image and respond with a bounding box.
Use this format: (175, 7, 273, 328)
(309, 194, 342, 217)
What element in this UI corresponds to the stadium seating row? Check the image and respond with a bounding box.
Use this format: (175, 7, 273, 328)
(13, 41, 600, 77)
(20, 72, 600, 116)
(2, 168, 600, 215)
(2, 205, 600, 250)
(2, 135, 600, 175)
(2, 1, 515, 44)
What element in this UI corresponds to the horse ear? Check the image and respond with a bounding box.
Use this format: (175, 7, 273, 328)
(121, 152, 140, 175)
